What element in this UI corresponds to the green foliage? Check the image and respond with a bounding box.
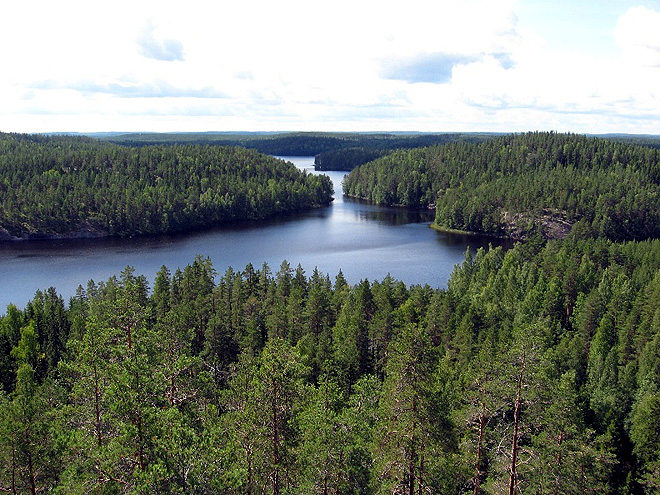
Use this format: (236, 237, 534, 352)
(222, 338, 308, 494)
(314, 148, 391, 171)
(103, 131, 496, 159)
(0, 132, 333, 238)
(0, 365, 60, 493)
(6, 131, 660, 492)
(343, 132, 660, 241)
(372, 323, 455, 493)
(3, 234, 660, 490)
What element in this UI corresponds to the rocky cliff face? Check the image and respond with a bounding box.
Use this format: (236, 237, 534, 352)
(501, 210, 572, 241)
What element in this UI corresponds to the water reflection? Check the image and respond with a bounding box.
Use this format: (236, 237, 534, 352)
(345, 199, 435, 225)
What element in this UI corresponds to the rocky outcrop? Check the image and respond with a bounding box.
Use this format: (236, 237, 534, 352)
(502, 209, 573, 241)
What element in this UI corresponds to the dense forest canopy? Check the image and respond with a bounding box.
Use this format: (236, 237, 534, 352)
(313, 147, 391, 171)
(101, 131, 498, 158)
(0, 132, 333, 239)
(311, 134, 499, 171)
(343, 132, 660, 241)
(100, 131, 660, 172)
(2, 238, 660, 492)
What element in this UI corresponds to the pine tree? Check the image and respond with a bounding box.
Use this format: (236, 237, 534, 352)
(59, 268, 162, 492)
(372, 323, 453, 494)
(1, 329, 59, 493)
(223, 339, 308, 494)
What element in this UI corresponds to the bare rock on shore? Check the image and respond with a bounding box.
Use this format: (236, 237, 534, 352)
(502, 209, 573, 241)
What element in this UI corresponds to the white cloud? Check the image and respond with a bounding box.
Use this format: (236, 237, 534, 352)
(0, 0, 659, 133)
(33, 79, 227, 99)
(615, 6, 660, 66)
(137, 19, 185, 62)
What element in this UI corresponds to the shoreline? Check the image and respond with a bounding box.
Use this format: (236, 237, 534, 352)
(429, 222, 513, 240)
(0, 201, 334, 243)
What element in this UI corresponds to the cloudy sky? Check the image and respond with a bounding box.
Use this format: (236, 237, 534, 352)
(1, 0, 659, 134)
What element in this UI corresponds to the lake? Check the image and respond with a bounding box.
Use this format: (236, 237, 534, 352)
(0, 156, 508, 311)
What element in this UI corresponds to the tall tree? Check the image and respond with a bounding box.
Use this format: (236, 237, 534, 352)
(223, 339, 308, 494)
(59, 267, 161, 492)
(332, 281, 374, 393)
(1, 325, 59, 494)
(373, 323, 454, 494)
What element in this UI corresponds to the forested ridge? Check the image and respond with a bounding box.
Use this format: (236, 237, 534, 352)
(3, 237, 660, 492)
(0, 133, 332, 239)
(103, 131, 497, 159)
(312, 134, 496, 171)
(343, 132, 660, 241)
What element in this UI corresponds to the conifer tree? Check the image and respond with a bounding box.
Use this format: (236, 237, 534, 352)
(223, 338, 308, 494)
(373, 323, 452, 494)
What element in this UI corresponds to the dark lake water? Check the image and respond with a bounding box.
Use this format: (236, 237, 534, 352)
(0, 156, 508, 312)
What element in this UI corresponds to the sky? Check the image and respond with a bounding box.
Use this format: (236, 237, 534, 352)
(1, 0, 659, 134)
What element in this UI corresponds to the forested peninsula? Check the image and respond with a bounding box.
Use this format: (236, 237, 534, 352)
(0, 133, 333, 240)
(343, 132, 660, 241)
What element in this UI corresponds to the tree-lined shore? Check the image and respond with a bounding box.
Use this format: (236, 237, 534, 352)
(0, 133, 333, 240)
(343, 132, 660, 241)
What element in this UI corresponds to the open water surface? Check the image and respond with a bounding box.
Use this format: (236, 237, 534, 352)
(0, 156, 509, 311)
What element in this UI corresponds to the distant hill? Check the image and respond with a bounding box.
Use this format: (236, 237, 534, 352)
(91, 131, 502, 169)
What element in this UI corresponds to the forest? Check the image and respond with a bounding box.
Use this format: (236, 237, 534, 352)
(0, 133, 333, 239)
(310, 134, 498, 171)
(3, 237, 660, 493)
(102, 131, 496, 159)
(343, 132, 660, 241)
(313, 148, 390, 172)
(4, 130, 660, 493)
